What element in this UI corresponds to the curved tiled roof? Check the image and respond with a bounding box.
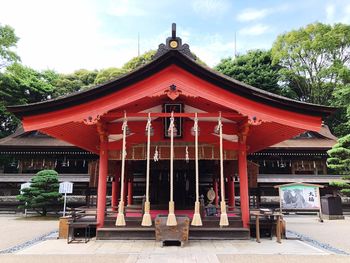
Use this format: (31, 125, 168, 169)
(7, 49, 336, 119)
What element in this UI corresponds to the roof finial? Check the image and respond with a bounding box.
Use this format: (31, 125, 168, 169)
(172, 23, 176, 38)
(153, 23, 195, 60)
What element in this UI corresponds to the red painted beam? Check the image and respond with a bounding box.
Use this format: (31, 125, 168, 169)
(103, 112, 244, 119)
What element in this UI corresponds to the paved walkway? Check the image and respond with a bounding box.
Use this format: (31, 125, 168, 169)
(0, 214, 350, 262)
(16, 238, 328, 255)
(0, 215, 58, 252)
(1, 254, 350, 263)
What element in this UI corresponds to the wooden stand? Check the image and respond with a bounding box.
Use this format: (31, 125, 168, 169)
(58, 216, 70, 239)
(155, 215, 190, 246)
(251, 211, 283, 243)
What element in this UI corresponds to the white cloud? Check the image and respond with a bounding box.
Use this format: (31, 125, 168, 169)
(323, 1, 350, 24)
(237, 9, 269, 22)
(191, 34, 236, 67)
(236, 5, 290, 22)
(106, 0, 147, 17)
(325, 4, 335, 22)
(239, 24, 270, 36)
(0, 0, 143, 73)
(192, 0, 231, 16)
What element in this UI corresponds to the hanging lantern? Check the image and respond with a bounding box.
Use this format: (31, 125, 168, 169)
(214, 124, 220, 134)
(145, 125, 154, 136)
(167, 124, 178, 137)
(124, 126, 131, 136)
(190, 126, 200, 136)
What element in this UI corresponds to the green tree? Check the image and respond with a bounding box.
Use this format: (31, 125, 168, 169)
(327, 134, 350, 175)
(0, 24, 20, 68)
(0, 64, 58, 137)
(332, 84, 350, 136)
(94, 67, 126, 85)
(271, 22, 350, 105)
(17, 170, 62, 216)
(122, 50, 156, 72)
(215, 50, 285, 95)
(327, 134, 350, 195)
(51, 69, 98, 97)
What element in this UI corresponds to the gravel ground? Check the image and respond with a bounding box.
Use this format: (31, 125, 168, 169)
(284, 215, 350, 254)
(0, 214, 58, 252)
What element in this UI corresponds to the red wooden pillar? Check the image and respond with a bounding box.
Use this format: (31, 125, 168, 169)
(228, 176, 235, 210)
(123, 167, 128, 206)
(213, 177, 219, 207)
(96, 140, 108, 228)
(127, 175, 133, 206)
(111, 163, 120, 211)
(239, 142, 249, 228)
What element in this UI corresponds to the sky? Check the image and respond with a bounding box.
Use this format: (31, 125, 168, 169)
(0, 0, 350, 73)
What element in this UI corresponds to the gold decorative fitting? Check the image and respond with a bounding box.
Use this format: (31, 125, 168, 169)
(170, 40, 178, 48)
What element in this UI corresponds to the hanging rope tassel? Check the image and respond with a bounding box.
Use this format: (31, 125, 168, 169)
(166, 112, 177, 226)
(116, 113, 128, 226)
(218, 112, 229, 227)
(192, 113, 202, 226)
(142, 113, 152, 226)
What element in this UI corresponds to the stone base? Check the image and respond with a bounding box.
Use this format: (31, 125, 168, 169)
(322, 214, 345, 220)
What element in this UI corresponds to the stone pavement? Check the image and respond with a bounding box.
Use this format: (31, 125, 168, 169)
(0, 254, 349, 263)
(16, 238, 328, 256)
(1, 214, 350, 262)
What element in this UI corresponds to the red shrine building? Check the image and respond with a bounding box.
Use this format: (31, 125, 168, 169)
(7, 25, 335, 239)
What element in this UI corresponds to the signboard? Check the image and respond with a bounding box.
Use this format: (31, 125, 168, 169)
(59, 182, 73, 217)
(59, 181, 73, 194)
(277, 183, 322, 210)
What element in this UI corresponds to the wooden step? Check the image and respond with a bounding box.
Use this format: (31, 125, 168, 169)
(97, 227, 155, 240)
(189, 227, 250, 240)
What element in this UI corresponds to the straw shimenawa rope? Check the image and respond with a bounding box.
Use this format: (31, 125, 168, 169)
(218, 112, 229, 226)
(115, 113, 127, 226)
(166, 112, 177, 226)
(141, 113, 152, 226)
(191, 113, 202, 226)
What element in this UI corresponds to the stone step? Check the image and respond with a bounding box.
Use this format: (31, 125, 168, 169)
(96, 226, 250, 240)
